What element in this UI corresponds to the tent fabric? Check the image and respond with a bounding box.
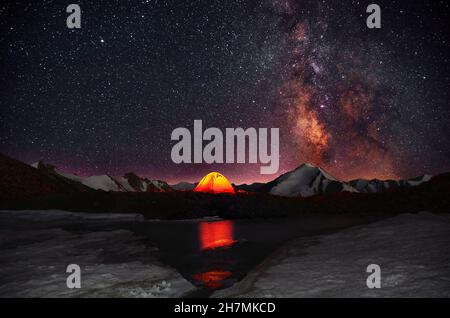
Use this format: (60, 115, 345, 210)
(194, 172, 235, 194)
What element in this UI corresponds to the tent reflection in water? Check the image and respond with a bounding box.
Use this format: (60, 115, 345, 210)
(199, 220, 236, 250)
(193, 172, 235, 194)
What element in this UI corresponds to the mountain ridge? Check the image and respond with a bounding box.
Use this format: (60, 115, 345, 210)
(0, 153, 436, 198)
(31, 159, 434, 197)
(236, 163, 432, 197)
(31, 160, 173, 193)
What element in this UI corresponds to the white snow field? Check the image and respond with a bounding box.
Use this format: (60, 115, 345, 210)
(213, 212, 450, 298)
(0, 210, 195, 298)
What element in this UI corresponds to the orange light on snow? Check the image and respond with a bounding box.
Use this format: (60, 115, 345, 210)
(199, 220, 236, 251)
(194, 172, 235, 194)
(193, 270, 232, 289)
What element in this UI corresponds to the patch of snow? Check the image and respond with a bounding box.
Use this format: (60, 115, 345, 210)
(0, 211, 195, 298)
(82, 175, 119, 191)
(54, 168, 85, 183)
(270, 165, 323, 197)
(149, 180, 165, 191)
(32, 162, 167, 193)
(269, 164, 357, 197)
(351, 174, 434, 193)
(316, 166, 337, 181)
(113, 176, 136, 192)
(408, 174, 432, 186)
(213, 212, 450, 298)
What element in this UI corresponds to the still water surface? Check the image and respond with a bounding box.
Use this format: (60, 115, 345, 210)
(126, 214, 382, 296)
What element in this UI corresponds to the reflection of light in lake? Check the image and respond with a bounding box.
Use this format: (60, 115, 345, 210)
(199, 220, 236, 251)
(193, 270, 232, 289)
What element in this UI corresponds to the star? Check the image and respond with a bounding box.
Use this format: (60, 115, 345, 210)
(0, 0, 448, 184)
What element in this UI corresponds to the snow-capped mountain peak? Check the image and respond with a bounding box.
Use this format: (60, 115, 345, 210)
(268, 163, 357, 197)
(29, 160, 434, 197)
(31, 161, 172, 193)
(349, 174, 433, 193)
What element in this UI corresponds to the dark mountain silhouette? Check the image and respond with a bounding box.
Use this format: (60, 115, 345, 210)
(31, 160, 173, 193)
(0, 153, 448, 219)
(0, 154, 91, 200)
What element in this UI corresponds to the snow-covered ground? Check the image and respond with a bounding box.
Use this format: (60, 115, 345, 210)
(0, 210, 195, 298)
(3, 210, 449, 298)
(213, 212, 450, 298)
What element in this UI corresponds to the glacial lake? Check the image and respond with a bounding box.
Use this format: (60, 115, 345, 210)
(0, 210, 384, 297)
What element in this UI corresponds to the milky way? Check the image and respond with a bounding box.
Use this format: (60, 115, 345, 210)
(0, 0, 449, 183)
(275, 0, 400, 180)
(271, 0, 450, 180)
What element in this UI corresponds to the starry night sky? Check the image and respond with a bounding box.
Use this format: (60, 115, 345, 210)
(1, 0, 449, 184)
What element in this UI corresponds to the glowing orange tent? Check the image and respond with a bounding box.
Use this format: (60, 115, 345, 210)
(194, 172, 235, 194)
